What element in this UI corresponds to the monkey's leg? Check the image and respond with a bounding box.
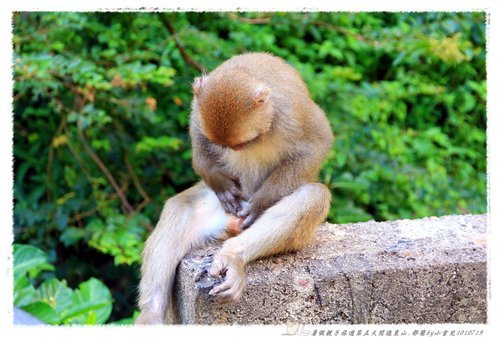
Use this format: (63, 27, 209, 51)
(136, 182, 241, 324)
(208, 183, 331, 302)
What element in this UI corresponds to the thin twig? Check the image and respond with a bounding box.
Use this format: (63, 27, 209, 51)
(45, 116, 66, 202)
(124, 153, 152, 204)
(158, 13, 204, 73)
(313, 21, 370, 43)
(124, 154, 153, 231)
(134, 199, 152, 218)
(63, 127, 94, 186)
(120, 175, 131, 195)
(46, 141, 54, 202)
(76, 113, 135, 215)
(225, 15, 370, 43)
(227, 13, 272, 24)
(47, 75, 136, 215)
(52, 98, 97, 190)
(67, 194, 120, 224)
(68, 208, 98, 224)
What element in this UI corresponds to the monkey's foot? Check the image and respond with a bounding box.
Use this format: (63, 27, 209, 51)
(208, 252, 246, 303)
(194, 263, 224, 291)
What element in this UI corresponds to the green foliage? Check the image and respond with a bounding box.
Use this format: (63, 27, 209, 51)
(87, 212, 150, 265)
(14, 244, 113, 324)
(13, 12, 486, 322)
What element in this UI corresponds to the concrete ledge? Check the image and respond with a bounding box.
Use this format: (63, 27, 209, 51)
(174, 214, 487, 324)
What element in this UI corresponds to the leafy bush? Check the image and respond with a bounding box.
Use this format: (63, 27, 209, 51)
(13, 12, 486, 323)
(14, 244, 112, 324)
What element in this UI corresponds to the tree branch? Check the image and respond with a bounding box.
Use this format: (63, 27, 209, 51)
(68, 207, 98, 224)
(76, 113, 135, 215)
(227, 13, 271, 24)
(46, 116, 67, 202)
(125, 153, 152, 204)
(47, 75, 137, 216)
(313, 21, 370, 43)
(158, 13, 204, 73)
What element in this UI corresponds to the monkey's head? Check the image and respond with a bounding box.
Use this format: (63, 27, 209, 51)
(193, 68, 273, 151)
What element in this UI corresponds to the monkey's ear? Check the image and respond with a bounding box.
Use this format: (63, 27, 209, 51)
(193, 76, 204, 96)
(253, 85, 270, 106)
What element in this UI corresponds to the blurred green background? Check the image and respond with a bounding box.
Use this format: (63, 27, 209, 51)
(13, 12, 486, 324)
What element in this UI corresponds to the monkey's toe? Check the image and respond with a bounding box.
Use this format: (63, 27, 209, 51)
(209, 280, 231, 294)
(209, 276, 244, 303)
(208, 253, 246, 302)
(212, 287, 244, 303)
(209, 261, 225, 278)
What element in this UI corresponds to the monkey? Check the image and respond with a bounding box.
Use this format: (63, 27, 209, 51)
(136, 52, 334, 324)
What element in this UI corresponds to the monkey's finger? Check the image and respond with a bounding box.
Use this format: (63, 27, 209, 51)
(224, 191, 240, 215)
(237, 201, 250, 217)
(237, 208, 250, 218)
(216, 192, 225, 207)
(218, 195, 231, 213)
(222, 204, 232, 214)
(224, 191, 234, 213)
(230, 202, 242, 214)
(229, 186, 242, 198)
(231, 200, 243, 215)
(225, 202, 236, 215)
(227, 201, 238, 215)
(218, 192, 237, 214)
(241, 213, 257, 229)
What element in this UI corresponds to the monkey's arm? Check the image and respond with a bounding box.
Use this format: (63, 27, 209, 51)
(191, 131, 243, 215)
(238, 144, 329, 228)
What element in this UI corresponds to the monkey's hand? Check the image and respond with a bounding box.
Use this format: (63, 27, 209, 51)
(236, 191, 274, 229)
(205, 168, 244, 216)
(237, 161, 306, 228)
(208, 252, 245, 303)
(216, 188, 243, 217)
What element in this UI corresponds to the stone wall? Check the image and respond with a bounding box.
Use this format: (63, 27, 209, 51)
(174, 214, 487, 324)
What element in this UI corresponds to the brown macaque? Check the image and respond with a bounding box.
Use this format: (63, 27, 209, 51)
(136, 52, 334, 324)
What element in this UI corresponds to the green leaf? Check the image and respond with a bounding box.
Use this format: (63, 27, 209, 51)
(20, 301, 60, 324)
(135, 136, 183, 154)
(14, 244, 54, 279)
(60, 227, 87, 247)
(56, 192, 76, 206)
(61, 278, 112, 325)
(14, 275, 37, 307)
(88, 214, 146, 265)
(332, 181, 368, 191)
(37, 279, 74, 315)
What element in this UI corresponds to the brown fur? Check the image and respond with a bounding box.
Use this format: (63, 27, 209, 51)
(136, 53, 334, 324)
(191, 52, 333, 222)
